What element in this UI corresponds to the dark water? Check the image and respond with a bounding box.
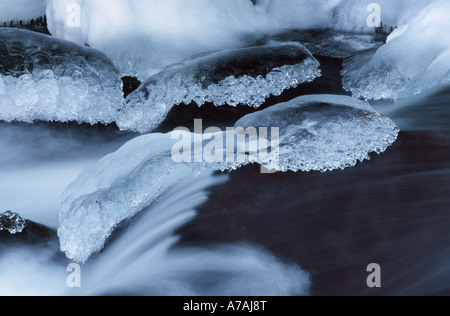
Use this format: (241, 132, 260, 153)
(173, 59, 450, 296)
(181, 131, 450, 296)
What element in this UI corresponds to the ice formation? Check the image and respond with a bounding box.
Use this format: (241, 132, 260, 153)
(46, 0, 437, 78)
(119, 43, 321, 133)
(0, 0, 46, 24)
(236, 95, 399, 172)
(342, 0, 450, 100)
(45, 0, 449, 102)
(60, 95, 399, 262)
(0, 29, 123, 125)
(0, 211, 26, 235)
(46, 0, 267, 79)
(59, 133, 195, 263)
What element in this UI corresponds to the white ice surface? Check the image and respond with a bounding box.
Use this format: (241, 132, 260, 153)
(46, 0, 267, 79)
(342, 0, 450, 100)
(59, 133, 195, 263)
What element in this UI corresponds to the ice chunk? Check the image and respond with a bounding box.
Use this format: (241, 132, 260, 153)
(0, 211, 26, 235)
(119, 43, 321, 133)
(0, 29, 122, 125)
(342, 0, 450, 100)
(59, 133, 195, 263)
(235, 95, 399, 172)
(0, 0, 46, 24)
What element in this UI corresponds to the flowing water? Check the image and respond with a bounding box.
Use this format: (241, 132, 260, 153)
(1, 54, 449, 296)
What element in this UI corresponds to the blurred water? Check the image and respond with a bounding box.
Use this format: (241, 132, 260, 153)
(182, 86, 450, 296)
(1, 61, 449, 296)
(0, 122, 135, 228)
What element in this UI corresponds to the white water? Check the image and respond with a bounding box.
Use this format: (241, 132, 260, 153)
(79, 173, 310, 296)
(0, 122, 133, 228)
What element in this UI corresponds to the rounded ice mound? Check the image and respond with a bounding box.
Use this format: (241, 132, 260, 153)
(342, 0, 450, 100)
(0, 29, 123, 125)
(118, 43, 321, 133)
(59, 133, 195, 263)
(235, 95, 400, 172)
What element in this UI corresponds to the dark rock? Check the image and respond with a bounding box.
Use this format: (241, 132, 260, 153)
(122, 76, 141, 98)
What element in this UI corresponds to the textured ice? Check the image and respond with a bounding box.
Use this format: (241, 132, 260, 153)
(0, 29, 122, 125)
(235, 95, 399, 172)
(59, 133, 195, 263)
(342, 0, 450, 100)
(119, 43, 321, 133)
(61, 95, 398, 262)
(0, 211, 26, 235)
(0, 0, 46, 24)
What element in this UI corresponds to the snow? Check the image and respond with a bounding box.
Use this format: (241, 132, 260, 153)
(342, 0, 450, 100)
(119, 43, 321, 133)
(0, 0, 46, 23)
(235, 95, 399, 172)
(0, 29, 123, 126)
